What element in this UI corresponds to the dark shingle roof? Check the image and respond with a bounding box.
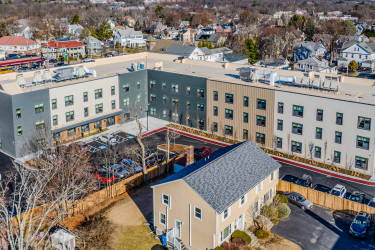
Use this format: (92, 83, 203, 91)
(164, 45, 196, 57)
(224, 52, 248, 63)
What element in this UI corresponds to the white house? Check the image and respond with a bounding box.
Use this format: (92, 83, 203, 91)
(82, 36, 104, 56)
(196, 28, 215, 37)
(295, 56, 337, 74)
(215, 52, 248, 65)
(338, 42, 375, 70)
(107, 20, 116, 30)
(67, 24, 84, 35)
(164, 45, 205, 60)
(209, 47, 233, 61)
(114, 27, 146, 47)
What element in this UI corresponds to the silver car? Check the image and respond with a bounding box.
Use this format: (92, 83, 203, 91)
(284, 192, 313, 210)
(105, 164, 129, 178)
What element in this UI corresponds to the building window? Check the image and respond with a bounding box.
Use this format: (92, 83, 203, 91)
(244, 96, 249, 107)
(256, 132, 265, 144)
(163, 110, 167, 118)
(0, 139, 2, 149)
(314, 127, 322, 139)
(197, 104, 205, 112)
(162, 82, 166, 90)
(355, 156, 368, 170)
(94, 89, 102, 99)
(172, 98, 178, 106)
(123, 98, 129, 106)
(316, 109, 323, 121)
(65, 96, 73, 106)
(199, 119, 204, 129)
(225, 109, 233, 119)
(110, 86, 115, 96)
(358, 116, 371, 130)
(292, 123, 303, 135)
(257, 99, 266, 110)
(277, 137, 282, 149)
(336, 113, 343, 125)
(52, 115, 58, 126)
(16, 108, 21, 118)
(220, 224, 232, 242)
(83, 92, 88, 102)
(293, 105, 303, 117)
(36, 120, 45, 130)
(225, 93, 233, 104)
(278, 102, 284, 114)
(334, 151, 341, 163)
(110, 100, 115, 110)
(150, 80, 155, 88)
(197, 89, 205, 97)
(357, 136, 370, 150)
(159, 212, 166, 225)
(137, 95, 140, 103)
(244, 113, 248, 123)
(213, 122, 218, 132)
(213, 106, 218, 116)
(225, 125, 233, 135)
(223, 208, 229, 220)
(83, 107, 88, 117)
(162, 193, 170, 206)
(151, 108, 156, 116)
(277, 120, 283, 131)
(17, 126, 22, 136)
(243, 129, 248, 140)
(186, 87, 191, 95)
(35, 103, 44, 114)
(51, 99, 57, 110)
(335, 131, 342, 144)
(123, 84, 129, 92)
(67, 128, 76, 137)
(291, 141, 302, 154)
(213, 91, 218, 101)
(194, 206, 202, 220)
(66, 111, 74, 122)
(95, 104, 103, 114)
(315, 146, 321, 158)
(137, 82, 140, 89)
(186, 101, 190, 109)
(172, 84, 178, 92)
(256, 182, 263, 193)
(150, 94, 156, 102)
(240, 195, 247, 207)
(256, 115, 266, 127)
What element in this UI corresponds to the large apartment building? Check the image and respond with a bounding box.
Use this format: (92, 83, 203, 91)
(0, 53, 374, 175)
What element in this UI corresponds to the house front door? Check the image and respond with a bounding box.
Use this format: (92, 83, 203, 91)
(236, 214, 244, 230)
(174, 219, 182, 239)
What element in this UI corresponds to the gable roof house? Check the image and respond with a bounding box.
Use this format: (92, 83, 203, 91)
(312, 34, 333, 47)
(82, 36, 104, 55)
(209, 47, 233, 61)
(216, 24, 232, 37)
(196, 33, 227, 47)
(0, 36, 40, 56)
(114, 27, 146, 47)
(41, 40, 85, 59)
(67, 24, 84, 35)
(293, 41, 326, 62)
(338, 42, 375, 70)
(152, 141, 281, 250)
(216, 52, 248, 64)
(164, 45, 205, 60)
(295, 56, 337, 74)
(254, 56, 289, 70)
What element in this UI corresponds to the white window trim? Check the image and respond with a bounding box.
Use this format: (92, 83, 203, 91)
(194, 206, 202, 220)
(269, 171, 275, 183)
(159, 212, 166, 225)
(219, 223, 232, 243)
(256, 181, 263, 194)
(222, 207, 231, 221)
(162, 193, 171, 209)
(239, 194, 247, 208)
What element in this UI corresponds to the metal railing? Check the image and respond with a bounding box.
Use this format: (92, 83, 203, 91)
(166, 228, 182, 250)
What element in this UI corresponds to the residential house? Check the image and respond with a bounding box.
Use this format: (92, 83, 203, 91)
(107, 20, 116, 30)
(179, 21, 190, 29)
(312, 34, 333, 47)
(41, 40, 86, 59)
(152, 22, 167, 34)
(152, 141, 280, 250)
(355, 23, 370, 36)
(0, 36, 40, 56)
(216, 24, 232, 37)
(196, 34, 226, 48)
(339, 35, 369, 43)
(209, 47, 233, 61)
(199, 47, 214, 61)
(112, 25, 125, 36)
(82, 36, 104, 56)
(293, 41, 325, 62)
(14, 26, 33, 39)
(67, 24, 84, 35)
(146, 36, 187, 52)
(196, 28, 215, 37)
(164, 45, 205, 60)
(295, 56, 337, 74)
(338, 42, 375, 70)
(176, 29, 193, 42)
(123, 16, 135, 27)
(254, 56, 289, 69)
(114, 27, 146, 47)
(165, 27, 179, 40)
(216, 52, 248, 64)
(0, 49, 6, 60)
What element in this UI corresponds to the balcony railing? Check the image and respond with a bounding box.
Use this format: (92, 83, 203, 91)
(167, 229, 182, 250)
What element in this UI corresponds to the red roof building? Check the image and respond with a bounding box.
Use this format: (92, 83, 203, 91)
(0, 36, 40, 56)
(41, 40, 86, 59)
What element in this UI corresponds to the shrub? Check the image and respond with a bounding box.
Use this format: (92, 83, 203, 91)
(277, 203, 291, 219)
(274, 194, 288, 204)
(214, 247, 226, 250)
(255, 229, 270, 239)
(222, 242, 239, 250)
(260, 204, 278, 221)
(232, 237, 247, 246)
(271, 218, 279, 225)
(254, 215, 271, 229)
(231, 230, 251, 245)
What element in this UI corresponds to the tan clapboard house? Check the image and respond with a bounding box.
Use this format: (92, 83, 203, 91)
(152, 141, 281, 250)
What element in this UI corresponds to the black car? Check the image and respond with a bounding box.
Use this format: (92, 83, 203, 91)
(294, 174, 313, 188)
(347, 191, 365, 204)
(55, 62, 65, 67)
(350, 211, 372, 238)
(280, 174, 299, 183)
(313, 184, 331, 193)
(49, 59, 58, 63)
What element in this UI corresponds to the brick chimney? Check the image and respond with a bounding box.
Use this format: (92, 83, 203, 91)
(318, 55, 323, 61)
(314, 38, 319, 43)
(276, 54, 278, 59)
(186, 145, 194, 166)
(301, 37, 305, 41)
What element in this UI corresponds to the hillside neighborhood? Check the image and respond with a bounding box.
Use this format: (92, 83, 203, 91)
(2, 1, 375, 250)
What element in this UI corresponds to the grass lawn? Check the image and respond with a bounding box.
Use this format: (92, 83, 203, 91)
(117, 224, 162, 250)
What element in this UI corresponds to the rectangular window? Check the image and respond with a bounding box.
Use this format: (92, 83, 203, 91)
(357, 136, 370, 150)
(243, 129, 248, 140)
(223, 208, 229, 220)
(197, 104, 205, 112)
(172, 98, 178, 106)
(111, 100, 115, 110)
(150, 80, 155, 88)
(151, 108, 156, 116)
(198, 119, 204, 129)
(213, 122, 218, 132)
(36, 120, 45, 130)
(278, 102, 284, 114)
(53, 115, 58, 126)
(197, 89, 205, 98)
(244, 112, 248, 123)
(162, 96, 167, 104)
(35, 103, 44, 114)
(244, 96, 249, 107)
(95, 104, 103, 114)
(186, 101, 190, 109)
(137, 95, 140, 103)
(0, 139, 2, 149)
(240, 195, 246, 206)
(172, 84, 178, 92)
(225, 109, 233, 119)
(316, 127, 322, 139)
(256, 132, 265, 144)
(162, 193, 170, 206)
(213, 91, 218, 101)
(358, 116, 371, 130)
(65, 96, 73, 106)
(220, 224, 232, 242)
(17, 126, 22, 136)
(137, 82, 140, 89)
(67, 128, 76, 137)
(293, 105, 303, 117)
(159, 212, 166, 225)
(277, 119, 283, 131)
(256, 182, 262, 193)
(163, 110, 167, 118)
(257, 99, 266, 110)
(256, 115, 266, 127)
(123, 84, 129, 92)
(66, 111, 74, 122)
(83, 107, 88, 117)
(292, 123, 303, 135)
(162, 82, 166, 90)
(83, 92, 88, 102)
(111, 86, 115, 95)
(186, 87, 190, 95)
(51, 99, 57, 110)
(336, 113, 343, 125)
(16, 108, 21, 118)
(95, 89, 102, 99)
(335, 131, 342, 144)
(225, 125, 233, 135)
(291, 141, 302, 154)
(316, 109, 323, 121)
(225, 93, 233, 104)
(334, 151, 341, 163)
(194, 207, 202, 220)
(277, 137, 282, 149)
(150, 94, 156, 102)
(213, 106, 218, 116)
(123, 98, 129, 106)
(315, 146, 321, 158)
(355, 156, 368, 170)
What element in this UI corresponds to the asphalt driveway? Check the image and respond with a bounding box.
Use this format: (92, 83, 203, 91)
(272, 204, 375, 250)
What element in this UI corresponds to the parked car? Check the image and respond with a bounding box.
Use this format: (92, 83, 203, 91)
(280, 174, 299, 183)
(294, 174, 313, 188)
(76, 141, 89, 151)
(49, 59, 58, 63)
(20, 67, 29, 72)
(8, 53, 21, 58)
(194, 147, 212, 158)
(329, 184, 347, 198)
(106, 54, 113, 57)
(347, 191, 365, 204)
(100, 135, 116, 144)
(54, 62, 66, 67)
(83, 58, 95, 62)
(350, 211, 372, 238)
(283, 192, 313, 210)
(105, 164, 129, 178)
(367, 198, 375, 208)
(313, 184, 331, 193)
(98, 145, 107, 150)
(95, 170, 117, 184)
(121, 159, 142, 173)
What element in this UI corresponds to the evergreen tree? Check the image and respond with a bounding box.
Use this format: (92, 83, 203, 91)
(201, 40, 206, 47)
(197, 41, 202, 48)
(244, 38, 259, 64)
(80, 28, 90, 40)
(89, 26, 97, 38)
(71, 14, 81, 25)
(208, 41, 213, 49)
(97, 21, 112, 41)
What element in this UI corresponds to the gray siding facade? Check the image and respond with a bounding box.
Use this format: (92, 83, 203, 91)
(0, 92, 15, 157)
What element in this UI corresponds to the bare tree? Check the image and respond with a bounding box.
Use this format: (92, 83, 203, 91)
(165, 128, 180, 172)
(308, 141, 314, 159)
(324, 140, 328, 164)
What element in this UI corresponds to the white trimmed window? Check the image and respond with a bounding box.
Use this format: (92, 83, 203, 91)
(162, 193, 171, 208)
(220, 223, 232, 243)
(222, 207, 231, 221)
(256, 181, 263, 194)
(239, 194, 247, 207)
(194, 206, 202, 220)
(269, 171, 275, 183)
(159, 212, 166, 225)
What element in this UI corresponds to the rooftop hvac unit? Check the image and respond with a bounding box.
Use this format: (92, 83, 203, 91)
(16, 74, 26, 88)
(33, 71, 43, 85)
(43, 69, 53, 82)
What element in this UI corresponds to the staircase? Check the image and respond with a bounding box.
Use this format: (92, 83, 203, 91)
(166, 228, 188, 250)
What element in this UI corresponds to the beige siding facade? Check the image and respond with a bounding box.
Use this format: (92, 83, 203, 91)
(206, 80, 275, 148)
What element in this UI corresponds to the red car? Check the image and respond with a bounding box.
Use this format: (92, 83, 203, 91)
(95, 170, 117, 184)
(194, 147, 212, 157)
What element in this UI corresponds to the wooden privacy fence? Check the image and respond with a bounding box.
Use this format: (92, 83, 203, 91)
(277, 180, 375, 219)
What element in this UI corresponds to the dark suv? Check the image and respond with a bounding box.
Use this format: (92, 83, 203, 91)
(347, 191, 365, 204)
(295, 174, 313, 188)
(350, 211, 372, 238)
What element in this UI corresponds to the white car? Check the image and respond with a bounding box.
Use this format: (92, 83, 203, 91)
(100, 135, 116, 144)
(83, 58, 94, 62)
(329, 184, 347, 198)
